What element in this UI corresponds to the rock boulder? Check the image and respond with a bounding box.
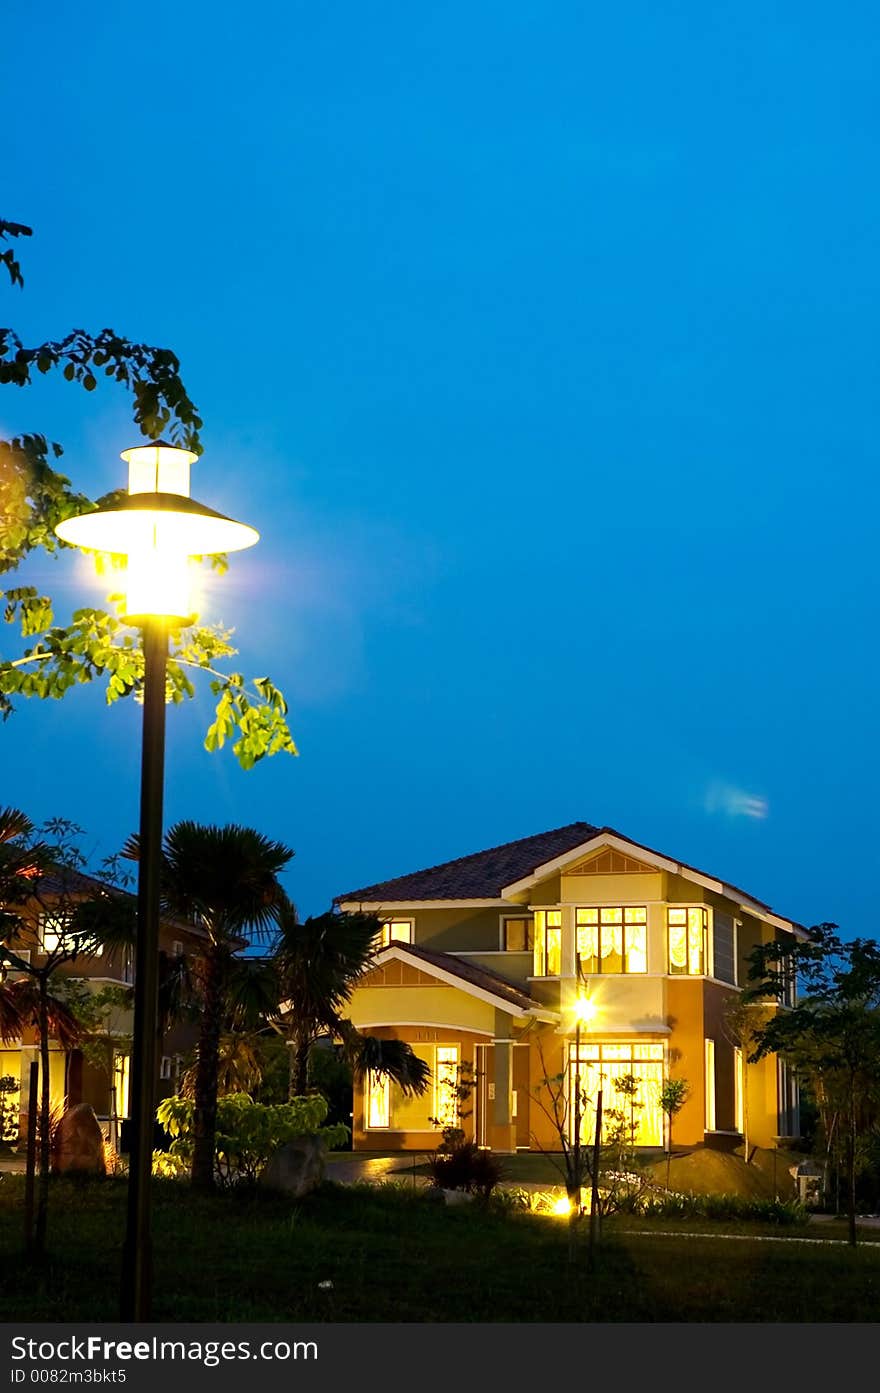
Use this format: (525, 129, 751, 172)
(52, 1104, 106, 1177)
(259, 1135, 325, 1197)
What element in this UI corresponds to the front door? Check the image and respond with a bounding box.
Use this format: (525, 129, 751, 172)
(513, 1043, 530, 1148)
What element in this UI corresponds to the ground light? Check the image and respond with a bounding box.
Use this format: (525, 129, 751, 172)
(55, 442, 258, 1321)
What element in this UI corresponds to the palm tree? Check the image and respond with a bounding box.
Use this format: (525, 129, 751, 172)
(0, 807, 133, 1250)
(270, 904, 430, 1101)
(127, 821, 292, 1190)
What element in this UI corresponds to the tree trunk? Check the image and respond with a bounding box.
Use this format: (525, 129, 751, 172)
(288, 1029, 311, 1099)
(847, 1087, 857, 1248)
(665, 1118, 672, 1192)
(34, 976, 51, 1255)
(191, 952, 223, 1192)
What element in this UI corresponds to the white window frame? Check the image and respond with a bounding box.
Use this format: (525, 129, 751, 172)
(576, 905, 648, 976)
(533, 910, 563, 977)
(704, 1039, 716, 1131)
(38, 910, 102, 957)
(500, 915, 533, 953)
(433, 1045, 460, 1130)
(366, 1071, 390, 1129)
(732, 918, 741, 987)
(667, 906, 709, 977)
(377, 919, 414, 949)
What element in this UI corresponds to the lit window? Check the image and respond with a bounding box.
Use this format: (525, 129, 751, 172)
(434, 1046, 460, 1129)
(705, 1039, 716, 1130)
(533, 911, 562, 976)
(503, 917, 534, 952)
(366, 1071, 390, 1128)
(569, 1040, 665, 1145)
(668, 907, 707, 975)
(38, 911, 102, 957)
(576, 907, 646, 975)
(378, 920, 413, 948)
(171, 939, 184, 958)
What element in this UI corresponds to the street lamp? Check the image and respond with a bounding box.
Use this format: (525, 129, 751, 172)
(55, 442, 258, 1321)
(570, 992, 596, 1216)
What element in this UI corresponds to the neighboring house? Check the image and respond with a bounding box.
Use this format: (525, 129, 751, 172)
(0, 866, 202, 1145)
(336, 822, 804, 1154)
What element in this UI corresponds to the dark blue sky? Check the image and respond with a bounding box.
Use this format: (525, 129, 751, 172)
(3, 3, 878, 932)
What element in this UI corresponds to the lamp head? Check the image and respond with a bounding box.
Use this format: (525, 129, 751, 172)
(573, 996, 596, 1025)
(53, 442, 259, 625)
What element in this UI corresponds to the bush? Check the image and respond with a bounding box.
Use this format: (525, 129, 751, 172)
(156, 1093, 350, 1187)
(632, 1190, 808, 1226)
(427, 1130, 503, 1197)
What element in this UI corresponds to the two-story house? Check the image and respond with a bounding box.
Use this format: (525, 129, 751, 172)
(0, 865, 203, 1146)
(336, 821, 804, 1154)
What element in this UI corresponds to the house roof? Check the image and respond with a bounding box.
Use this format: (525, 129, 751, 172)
(369, 942, 559, 1020)
(336, 821, 599, 902)
(16, 864, 212, 945)
(336, 820, 803, 932)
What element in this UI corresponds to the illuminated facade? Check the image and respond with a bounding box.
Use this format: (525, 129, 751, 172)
(0, 869, 202, 1147)
(337, 822, 804, 1154)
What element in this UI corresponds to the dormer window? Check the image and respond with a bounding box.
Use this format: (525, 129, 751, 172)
(378, 919, 413, 948)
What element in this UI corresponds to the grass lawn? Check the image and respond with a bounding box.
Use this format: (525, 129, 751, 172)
(1, 1174, 879, 1322)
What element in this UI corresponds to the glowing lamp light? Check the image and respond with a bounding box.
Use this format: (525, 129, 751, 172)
(552, 1196, 573, 1217)
(573, 995, 596, 1025)
(54, 441, 258, 623)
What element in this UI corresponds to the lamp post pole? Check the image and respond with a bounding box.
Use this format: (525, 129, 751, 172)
(120, 617, 169, 1322)
(53, 441, 259, 1321)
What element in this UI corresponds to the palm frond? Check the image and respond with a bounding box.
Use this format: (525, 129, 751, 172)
(0, 981, 25, 1044)
(129, 822, 293, 943)
(7, 978, 82, 1050)
(346, 1029, 432, 1097)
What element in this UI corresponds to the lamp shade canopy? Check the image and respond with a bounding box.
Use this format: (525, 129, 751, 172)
(53, 442, 259, 624)
(53, 442, 259, 557)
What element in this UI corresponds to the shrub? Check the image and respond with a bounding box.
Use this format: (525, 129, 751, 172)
(427, 1130, 503, 1197)
(631, 1189, 807, 1226)
(156, 1092, 350, 1187)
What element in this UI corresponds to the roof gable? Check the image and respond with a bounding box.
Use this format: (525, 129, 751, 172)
(564, 847, 658, 876)
(360, 943, 559, 1021)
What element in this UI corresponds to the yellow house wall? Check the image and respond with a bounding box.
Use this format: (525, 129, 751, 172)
(666, 978, 706, 1145)
(349, 984, 496, 1036)
(526, 1026, 569, 1154)
(560, 872, 664, 904)
(561, 975, 668, 1034)
(410, 907, 506, 954)
(529, 875, 561, 905)
(462, 950, 532, 987)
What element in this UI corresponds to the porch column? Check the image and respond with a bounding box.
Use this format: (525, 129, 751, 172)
(490, 1010, 516, 1153)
